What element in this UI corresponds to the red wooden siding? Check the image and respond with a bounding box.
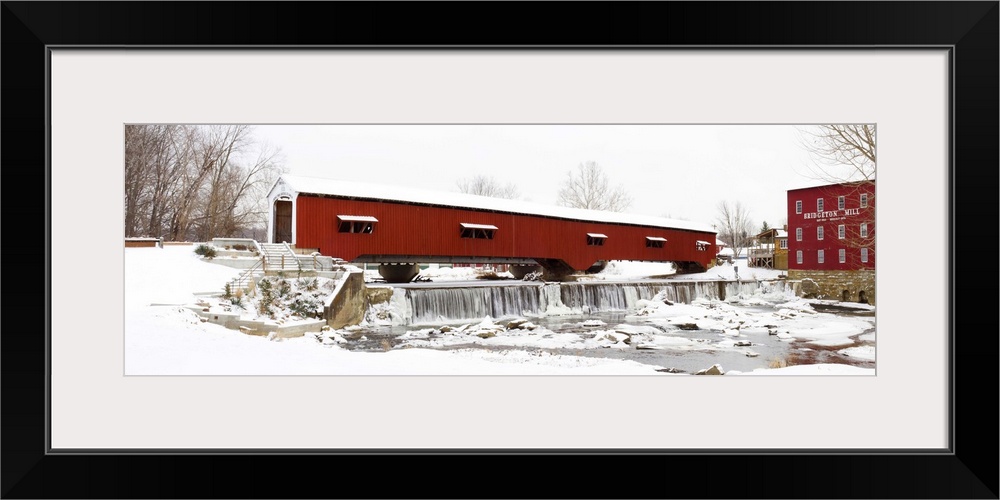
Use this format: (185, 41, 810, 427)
(787, 182, 875, 271)
(295, 195, 716, 271)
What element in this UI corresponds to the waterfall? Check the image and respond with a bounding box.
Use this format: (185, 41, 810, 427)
(560, 283, 664, 311)
(405, 285, 548, 325)
(391, 280, 796, 325)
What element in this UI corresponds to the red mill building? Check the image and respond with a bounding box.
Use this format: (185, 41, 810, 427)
(787, 181, 875, 304)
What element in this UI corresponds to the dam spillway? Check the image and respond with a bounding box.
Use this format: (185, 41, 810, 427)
(375, 279, 795, 325)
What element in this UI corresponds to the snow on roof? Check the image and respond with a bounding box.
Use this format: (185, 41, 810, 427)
(696, 240, 712, 245)
(459, 223, 499, 230)
(587, 233, 608, 238)
(337, 215, 379, 222)
(717, 247, 734, 255)
(776, 230, 788, 238)
(275, 174, 716, 233)
(646, 236, 668, 242)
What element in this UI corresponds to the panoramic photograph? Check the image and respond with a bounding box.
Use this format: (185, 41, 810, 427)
(124, 124, 876, 376)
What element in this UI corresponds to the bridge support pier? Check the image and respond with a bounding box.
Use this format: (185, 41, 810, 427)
(535, 258, 577, 282)
(378, 263, 420, 283)
(509, 264, 543, 279)
(673, 261, 708, 274)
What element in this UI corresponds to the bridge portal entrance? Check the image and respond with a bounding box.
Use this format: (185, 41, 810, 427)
(273, 199, 292, 243)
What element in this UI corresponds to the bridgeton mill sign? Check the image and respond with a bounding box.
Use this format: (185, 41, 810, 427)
(803, 208, 862, 222)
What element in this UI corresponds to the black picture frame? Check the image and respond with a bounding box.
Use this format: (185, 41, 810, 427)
(3, 2, 997, 498)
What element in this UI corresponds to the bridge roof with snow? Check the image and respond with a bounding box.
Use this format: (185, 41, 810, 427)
(272, 174, 715, 233)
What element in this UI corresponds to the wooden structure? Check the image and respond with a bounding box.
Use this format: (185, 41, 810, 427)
(786, 181, 876, 304)
(787, 181, 875, 271)
(267, 174, 718, 282)
(125, 237, 162, 248)
(748, 227, 788, 269)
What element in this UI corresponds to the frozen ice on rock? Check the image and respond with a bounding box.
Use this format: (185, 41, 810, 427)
(592, 330, 630, 346)
(694, 364, 725, 375)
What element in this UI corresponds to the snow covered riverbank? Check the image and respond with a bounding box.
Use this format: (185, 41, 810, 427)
(125, 245, 874, 375)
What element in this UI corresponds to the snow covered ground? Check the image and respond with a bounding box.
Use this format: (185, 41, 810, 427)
(125, 245, 874, 375)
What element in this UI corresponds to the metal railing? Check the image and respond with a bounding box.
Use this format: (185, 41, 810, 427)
(251, 240, 269, 272)
(229, 258, 263, 293)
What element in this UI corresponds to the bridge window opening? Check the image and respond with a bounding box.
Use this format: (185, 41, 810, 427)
(587, 233, 607, 246)
(337, 215, 378, 234)
(646, 236, 666, 248)
(460, 223, 498, 239)
(696, 240, 711, 251)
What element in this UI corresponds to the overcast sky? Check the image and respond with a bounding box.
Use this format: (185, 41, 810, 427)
(251, 124, 828, 229)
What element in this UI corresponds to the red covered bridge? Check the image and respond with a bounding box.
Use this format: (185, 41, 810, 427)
(267, 174, 718, 282)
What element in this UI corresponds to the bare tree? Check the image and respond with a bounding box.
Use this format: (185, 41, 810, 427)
(125, 124, 194, 238)
(456, 175, 520, 199)
(661, 213, 689, 221)
(714, 200, 755, 259)
(556, 161, 632, 212)
(797, 124, 875, 183)
(125, 124, 284, 241)
(190, 125, 285, 241)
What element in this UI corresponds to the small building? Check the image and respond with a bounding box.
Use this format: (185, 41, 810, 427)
(787, 181, 875, 304)
(715, 238, 733, 264)
(748, 227, 788, 270)
(125, 237, 162, 248)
